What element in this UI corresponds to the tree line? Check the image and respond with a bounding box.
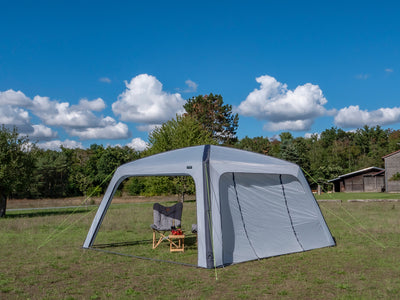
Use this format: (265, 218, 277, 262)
(1, 93, 400, 216)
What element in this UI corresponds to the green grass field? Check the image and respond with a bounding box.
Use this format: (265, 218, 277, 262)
(315, 192, 400, 201)
(1, 197, 400, 299)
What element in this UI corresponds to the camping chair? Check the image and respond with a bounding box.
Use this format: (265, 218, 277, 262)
(151, 202, 183, 249)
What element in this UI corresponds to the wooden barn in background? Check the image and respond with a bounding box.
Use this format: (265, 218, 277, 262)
(328, 167, 385, 193)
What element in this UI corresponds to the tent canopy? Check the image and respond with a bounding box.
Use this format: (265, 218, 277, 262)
(84, 145, 335, 268)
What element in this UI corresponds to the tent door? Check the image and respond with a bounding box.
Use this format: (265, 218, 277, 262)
(219, 172, 305, 265)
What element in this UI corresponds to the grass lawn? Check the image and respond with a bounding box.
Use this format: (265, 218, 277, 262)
(315, 192, 400, 201)
(1, 198, 400, 299)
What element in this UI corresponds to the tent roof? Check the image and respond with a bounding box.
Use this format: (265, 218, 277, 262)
(115, 145, 298, 179)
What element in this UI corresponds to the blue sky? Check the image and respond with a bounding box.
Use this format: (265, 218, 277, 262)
(1, 0, 400, 150)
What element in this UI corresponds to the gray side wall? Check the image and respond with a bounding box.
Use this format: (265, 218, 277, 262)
(385, 152, 400, 192)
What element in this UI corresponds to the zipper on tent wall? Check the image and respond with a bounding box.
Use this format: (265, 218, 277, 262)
(231, 173, 259, 260)
(280, 174, 304, 251)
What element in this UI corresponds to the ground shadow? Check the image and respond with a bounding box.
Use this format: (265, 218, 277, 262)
(93, 234, 198, 250)
(5, 208, 92, 218)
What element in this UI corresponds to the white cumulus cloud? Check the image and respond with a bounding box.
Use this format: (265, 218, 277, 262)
(79, 98, 106, 111)
(0, 88, 132, 142)
(237, 75, 332, 131)
(0, 105, 31, 126)
(30, 96, 130, 140)
(264, 119, 314, 131)
(29, 124, 58, 141)
(334, 105, 400, 128)
(0, 89, 31, 106)
(136, 124, 160, 132)
(0, 89, 33, 132)
(112, 74, 186, 125)
(304, 132, 321, 139)
(31, 96, 105, 128)
(37, 139, 84, 151)
(126, 137, 149, 151)
(67, 117, 130, 140)
(0, 106, 33, 133)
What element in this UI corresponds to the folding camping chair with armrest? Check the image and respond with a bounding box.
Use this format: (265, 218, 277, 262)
(151, 202, 183, 249)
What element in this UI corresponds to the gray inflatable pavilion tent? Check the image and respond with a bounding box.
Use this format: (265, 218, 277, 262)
(83, 145, 335, 268)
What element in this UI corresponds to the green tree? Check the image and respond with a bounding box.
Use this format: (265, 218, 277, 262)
(236, 136, 271, 154)
(388, 129, 400, 153)
(96, 146, 139, 181)
(0, 126, 35, 217)
(184, 93, 239, 144)
(292, 137, 310, 170)
(278, 132, 297, 163)
(31, 149, 69, 198)
(147, 115, 217, 200)
(65, 144, 140, 198)
(71, 145, 103, 197)
(268, 138, 281, 158)
(319, 127, 349, 148)
(148, 115, 216, 154)
(95, 146, 140, 195)
(354, 126, 388, 168)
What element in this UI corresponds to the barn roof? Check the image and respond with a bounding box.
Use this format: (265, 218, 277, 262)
(328, 166, 384, 183)
(382, 149, 400, 159)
